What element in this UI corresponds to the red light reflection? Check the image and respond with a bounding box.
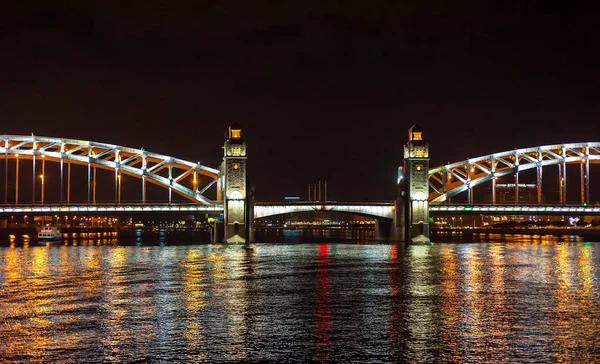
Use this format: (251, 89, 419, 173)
(315, 243, 331, 362)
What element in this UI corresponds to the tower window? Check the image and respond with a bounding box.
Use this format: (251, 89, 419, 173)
(231, 129, 241, 139)
(233, 163, 239, 170)
(411, 132, 422, 141)
(411, 146, 426, 158)
(231, 146, 242, 156)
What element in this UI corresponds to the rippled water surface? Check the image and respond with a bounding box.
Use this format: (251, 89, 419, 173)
(1, 241, 600, 362)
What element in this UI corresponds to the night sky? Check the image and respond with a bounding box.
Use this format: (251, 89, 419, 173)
(2, 1, 599, 202)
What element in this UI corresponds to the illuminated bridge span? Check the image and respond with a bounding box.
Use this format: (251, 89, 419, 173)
(0, 204, 223, 214)
(2, 202, 599, 218)
(429, 204, 600, 216)
(254, 202, 395, 219)
(253, 202, 600, 219)
(1, 127, 599, 243)
(0, 125, 251, 243)
(428, 142, 600, 205)
(0, 134, 220, 205)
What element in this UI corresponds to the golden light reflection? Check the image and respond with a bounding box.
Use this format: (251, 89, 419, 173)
(578, 244, 593, 297)
(101, 247, 132, 361)
(221, 247, 250, 362)
(456, 246, 485, 358)
(405, 245, 435, 361)
(127, 252, 156, 359)
(0, 247, 81, 360)
(485, 244, 509, 358)
(550, 243, 599, 362)
(4, 246, 21, 282)
(82, 247, 103, 297)
(31, 247, 50, 275)
(438, 244, 460, 361)
(182, 248, 207, 362)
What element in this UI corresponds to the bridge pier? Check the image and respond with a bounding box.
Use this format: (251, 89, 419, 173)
(374, 218, 393, 241)
(211, 220, 224, 243)
(388, 177, 406, 242)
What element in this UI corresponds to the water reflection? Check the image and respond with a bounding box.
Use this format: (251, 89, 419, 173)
(220, 247, 250, 362)
(182, 248, 207, 361)
(438, 244, 460, 361)
(405, 245, 438, 361)
(388, 243, 417, 362)
(0, 246, 82, 361)
(549, 243, 600, 361)
(315, 243, 331, 362)
(0, 242, 599, 362)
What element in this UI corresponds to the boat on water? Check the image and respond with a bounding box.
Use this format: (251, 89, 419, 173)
(38, 225, 63, 241)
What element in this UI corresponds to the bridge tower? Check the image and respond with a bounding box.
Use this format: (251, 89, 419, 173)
(401, 124, 430, 243)
(218, 123, 253, 243)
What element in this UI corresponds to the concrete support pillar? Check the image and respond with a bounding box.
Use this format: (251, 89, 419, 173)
(391, 171, 406, 242)
(211, 220, 224, 243)
(374, 219, 392, 241)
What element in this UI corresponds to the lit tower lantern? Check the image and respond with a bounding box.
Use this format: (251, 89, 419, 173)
(402, 124, 430, 243)
(219, 123, 253, 243)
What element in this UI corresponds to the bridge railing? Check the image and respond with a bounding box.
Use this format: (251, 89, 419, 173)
(430, 202, 599, 207)
(0, 201, 221, 207)
(0, 203, 224, 214)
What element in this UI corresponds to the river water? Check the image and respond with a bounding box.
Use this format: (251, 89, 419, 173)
(1, 239, 599, 362)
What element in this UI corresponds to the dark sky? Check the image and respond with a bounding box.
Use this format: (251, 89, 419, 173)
(2, 1, 599, 201)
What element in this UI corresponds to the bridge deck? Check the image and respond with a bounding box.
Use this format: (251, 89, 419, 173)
(0, 203, 598, 217)
(0, 204, 223, 214)
(430, 204, 600, 215)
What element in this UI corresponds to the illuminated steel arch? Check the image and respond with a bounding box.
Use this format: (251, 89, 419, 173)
(0, 135, 220, 205)
(428, 142, 600, 205)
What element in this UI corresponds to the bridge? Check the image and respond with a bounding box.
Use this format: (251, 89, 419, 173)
(254, 202, 395, 219)
(0, 124, 598, 243)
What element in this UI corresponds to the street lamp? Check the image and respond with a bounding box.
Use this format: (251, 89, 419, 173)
(39, 175, 45, 205)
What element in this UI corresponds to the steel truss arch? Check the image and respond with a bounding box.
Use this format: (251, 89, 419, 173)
(0, 134, 220, 205)
(428, 142, 600, 204)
